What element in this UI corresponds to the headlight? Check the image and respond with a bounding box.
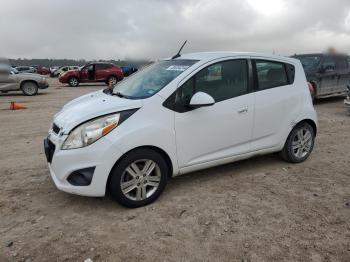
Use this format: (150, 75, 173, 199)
(61, 110, 137, 150)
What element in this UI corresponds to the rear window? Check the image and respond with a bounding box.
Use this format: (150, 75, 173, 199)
(255, 60, 290, 90)
(335, 57, 348, 70)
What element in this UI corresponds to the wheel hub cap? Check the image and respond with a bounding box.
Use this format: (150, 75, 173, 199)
(292, 128, 313, 158)
(120, 159, 161, 201)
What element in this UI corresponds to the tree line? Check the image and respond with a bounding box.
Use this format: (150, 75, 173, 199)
(8, 58, 152, 68)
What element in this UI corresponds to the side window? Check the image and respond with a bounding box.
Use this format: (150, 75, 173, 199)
(96, 64, 112, 70)
(255, 60, 288, 90)
(322, 57, 336, 71)
(335, 57, 348, 70)
(179, 59, 248, 103)
(95, 64, 103, 70)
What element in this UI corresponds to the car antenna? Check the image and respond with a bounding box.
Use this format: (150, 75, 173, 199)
(172, 40, 187, 59)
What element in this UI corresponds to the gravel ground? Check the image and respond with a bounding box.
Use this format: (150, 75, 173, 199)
(0, 78, 349, 262)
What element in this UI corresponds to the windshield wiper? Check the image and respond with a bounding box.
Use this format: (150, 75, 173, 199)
(112, 91, 126, 98)
(103, 87, 113, 94)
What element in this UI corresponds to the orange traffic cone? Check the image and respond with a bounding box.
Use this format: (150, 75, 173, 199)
(10, 102, 27, 110)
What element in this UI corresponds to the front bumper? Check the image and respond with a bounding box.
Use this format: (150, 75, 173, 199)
(58, 77, 67, 83)
(43, 133, 123, 197)
(38, 82, 49, 89)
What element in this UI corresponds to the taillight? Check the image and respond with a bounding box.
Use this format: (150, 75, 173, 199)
(307, 82, 314, 94)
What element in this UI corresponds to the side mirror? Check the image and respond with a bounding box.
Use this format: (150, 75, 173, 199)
(189, 92, 215, 108)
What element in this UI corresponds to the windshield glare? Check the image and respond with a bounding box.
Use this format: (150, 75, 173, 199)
(295, 55, 321, 70)
(113, 59, 198, 99)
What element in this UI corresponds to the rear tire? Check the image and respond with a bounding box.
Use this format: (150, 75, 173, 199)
(21, 81, 38, 96)
(107, 76, 117, 86)
(108, 148, 169, 208)
(68, 77, 79, 87)
(281, 122, 315, 163)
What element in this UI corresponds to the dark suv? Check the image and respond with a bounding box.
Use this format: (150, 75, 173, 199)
(293, 53, 350, 100)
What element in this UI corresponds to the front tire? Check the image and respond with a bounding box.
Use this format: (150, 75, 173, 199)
(108, 148, 169, 208)
(281, 122, 315, 163)
(68, 77, 79, 87)
(21, 81, 38, 96)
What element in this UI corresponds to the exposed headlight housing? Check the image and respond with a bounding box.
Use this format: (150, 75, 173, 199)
(61, 109, 137, 150)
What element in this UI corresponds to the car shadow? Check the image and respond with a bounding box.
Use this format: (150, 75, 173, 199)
(0, 92, 48, 97)
(314, 96, 346, 105)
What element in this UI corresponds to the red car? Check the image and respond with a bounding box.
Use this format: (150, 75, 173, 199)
(36, 66, 50, 75)
(59, 62, 124, 87)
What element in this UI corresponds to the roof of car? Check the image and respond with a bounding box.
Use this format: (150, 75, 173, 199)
(88, 62, 113, 65)
(293, 53, 349, 57)
(171, 52, 298, 63)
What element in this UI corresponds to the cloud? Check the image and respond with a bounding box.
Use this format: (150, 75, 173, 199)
(0, 0, 350, 60)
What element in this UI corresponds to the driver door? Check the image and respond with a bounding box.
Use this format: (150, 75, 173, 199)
(174, 59, 254, 169)
(80, 64, 94, 82)
(0, 70, 17, 91)
(319, 56, 337, 95)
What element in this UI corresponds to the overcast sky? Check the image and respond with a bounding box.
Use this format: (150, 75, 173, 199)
(1, 0, 350, 60)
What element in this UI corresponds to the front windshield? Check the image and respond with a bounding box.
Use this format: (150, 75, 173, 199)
(294, 55, 321, 70)
(113, 59, 198, 99)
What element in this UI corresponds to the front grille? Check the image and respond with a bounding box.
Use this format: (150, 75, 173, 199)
(52, 123, 60, 134)
(44, 138, 56, 163)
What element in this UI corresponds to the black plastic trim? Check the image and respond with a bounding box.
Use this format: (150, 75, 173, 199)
(67, 167, 96, 186)
(43, 138, 55, 163)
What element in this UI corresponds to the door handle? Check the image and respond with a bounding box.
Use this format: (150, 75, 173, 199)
(237, 107, 248, 114)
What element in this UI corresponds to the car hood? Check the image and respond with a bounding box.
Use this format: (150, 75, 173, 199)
(53, 90, 143, 133)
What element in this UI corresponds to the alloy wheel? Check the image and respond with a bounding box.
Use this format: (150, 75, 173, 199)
(69, 78, 78, 86)
(120, 159, 161, 201)
(109, 76, 117, 85)
(291, 128, 313, 158)
(22, 82, 37, 95)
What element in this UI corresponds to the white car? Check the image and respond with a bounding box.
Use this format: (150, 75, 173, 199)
(44, 52, 317, 208)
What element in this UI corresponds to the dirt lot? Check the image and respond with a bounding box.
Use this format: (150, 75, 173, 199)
(0, 78, 349, 262)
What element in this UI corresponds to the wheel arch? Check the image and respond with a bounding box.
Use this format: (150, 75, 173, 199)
(106, 145, 174, 194)
(299, 118, 317, 136)
(20, 79, 38, 89)
(68, 75, 80, 81)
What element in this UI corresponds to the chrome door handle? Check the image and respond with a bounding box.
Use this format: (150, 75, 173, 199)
(237, 107, 248, 114)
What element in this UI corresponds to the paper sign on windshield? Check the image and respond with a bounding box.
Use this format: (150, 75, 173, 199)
(166, 65, 190, 71)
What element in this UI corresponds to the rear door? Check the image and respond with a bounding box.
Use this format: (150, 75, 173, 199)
(335, 56, 350, 93)
(0, 69, 17, 91)
(95, 64, 112, 81)
(251, 59, 296, 151)
(319, 56, 337, 95)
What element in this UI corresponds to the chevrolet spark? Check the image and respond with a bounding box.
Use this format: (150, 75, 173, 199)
(44, 52, 317, 208)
